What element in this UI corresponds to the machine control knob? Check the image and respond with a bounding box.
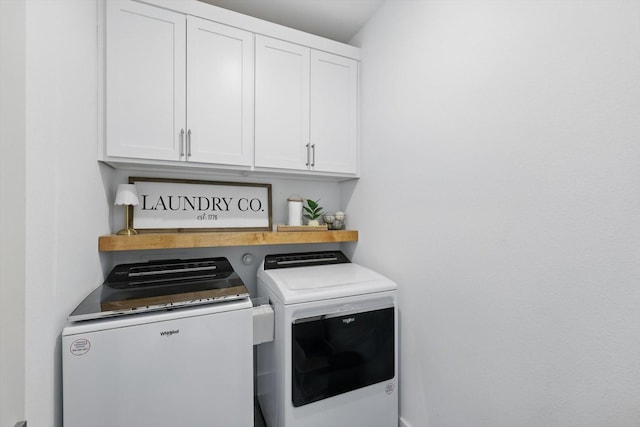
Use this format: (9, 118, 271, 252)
(242, 253, 255, 265)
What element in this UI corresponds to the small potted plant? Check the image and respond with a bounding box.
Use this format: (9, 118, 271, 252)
(303, 198, 323, 226)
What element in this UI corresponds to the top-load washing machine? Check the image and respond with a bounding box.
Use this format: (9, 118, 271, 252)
(62, 257, 254, 427)
(256, 250, 398, 427)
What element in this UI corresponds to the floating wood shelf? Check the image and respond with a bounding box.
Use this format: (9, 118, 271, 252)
(99, 230, 358, 252)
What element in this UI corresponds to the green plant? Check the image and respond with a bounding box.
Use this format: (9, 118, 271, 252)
(303, 199, 323, 220)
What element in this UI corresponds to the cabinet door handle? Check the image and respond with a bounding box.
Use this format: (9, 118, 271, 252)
(311, 144, 316, 167)
(305, 143, 311, 167)
(179, 129, 185, 157)
(187, 129, 192, 158)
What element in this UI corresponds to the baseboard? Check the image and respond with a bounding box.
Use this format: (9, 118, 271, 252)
(399, 416, 411, 427)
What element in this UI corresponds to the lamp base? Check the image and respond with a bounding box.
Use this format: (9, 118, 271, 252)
(116, 228, 138, 236)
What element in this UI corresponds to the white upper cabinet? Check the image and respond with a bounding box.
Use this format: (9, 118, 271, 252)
(310, 50, 358, 174)
(186, 16, 254, 166)
(105, 1, 186, 161)
(254, 36, 310, 171)
(102, 0, 359, 177)
(255, 35, 359, 175)
(104, 1, 253, 167)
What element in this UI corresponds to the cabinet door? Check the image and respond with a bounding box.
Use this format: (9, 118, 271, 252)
(187, 17, 254, 166)
(105, 0, 186, 161)
(310, 51, 359, 174)
(255, 35, 310, 170)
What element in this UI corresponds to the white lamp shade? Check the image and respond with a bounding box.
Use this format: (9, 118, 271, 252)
(115, 184, 139, 206)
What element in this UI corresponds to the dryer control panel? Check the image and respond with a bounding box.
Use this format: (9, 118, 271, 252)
(263, 251, 351, 270)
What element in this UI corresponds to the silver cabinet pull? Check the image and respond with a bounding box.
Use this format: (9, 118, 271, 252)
(179, 129, 185, 157)
(187, 129, 192, 158)
(311, 144, 316, 167)
(305, 143, 311, 166)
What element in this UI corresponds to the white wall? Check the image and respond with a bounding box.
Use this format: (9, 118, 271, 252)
(349, 1, 640, 426)
(23, 1, 112, 425)
(0, 1, 26, 425)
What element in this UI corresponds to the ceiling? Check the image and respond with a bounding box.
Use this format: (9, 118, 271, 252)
(198, 0, 384, 43)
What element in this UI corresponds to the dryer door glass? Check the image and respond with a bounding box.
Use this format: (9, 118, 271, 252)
(291, 307, 394, 407)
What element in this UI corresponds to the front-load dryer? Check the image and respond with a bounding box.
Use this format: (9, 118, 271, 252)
(256, 251, 398, 427)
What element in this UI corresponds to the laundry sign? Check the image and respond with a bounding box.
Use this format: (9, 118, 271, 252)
(128, 177, 272, 232)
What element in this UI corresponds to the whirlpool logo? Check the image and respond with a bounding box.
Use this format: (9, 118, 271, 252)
(160, 329, 179, 337)
(342, 317, 355, 325)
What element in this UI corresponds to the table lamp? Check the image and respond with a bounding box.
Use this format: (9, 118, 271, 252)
(115, 184, 139, 235)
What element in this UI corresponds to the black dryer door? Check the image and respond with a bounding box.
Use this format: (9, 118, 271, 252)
(291, 306, 395, 407)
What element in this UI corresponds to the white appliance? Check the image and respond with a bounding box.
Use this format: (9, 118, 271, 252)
(62, 257, 253, 427)
(256, 251, 398, 427)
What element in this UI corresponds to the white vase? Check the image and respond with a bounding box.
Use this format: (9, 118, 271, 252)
(287, 197, 303, 226)
(307, 219, 320, 226)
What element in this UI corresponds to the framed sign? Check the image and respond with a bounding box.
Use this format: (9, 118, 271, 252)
(128, 177, 272, 232)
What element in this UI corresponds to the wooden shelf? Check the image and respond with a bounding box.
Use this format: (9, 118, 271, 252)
(99, 230, 358, 252)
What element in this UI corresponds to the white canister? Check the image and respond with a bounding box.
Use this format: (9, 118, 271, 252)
(287, 197, 303, 226)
